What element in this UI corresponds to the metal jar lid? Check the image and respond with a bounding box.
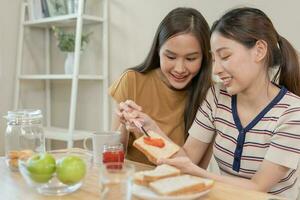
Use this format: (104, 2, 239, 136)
(4, 109, 43, 124)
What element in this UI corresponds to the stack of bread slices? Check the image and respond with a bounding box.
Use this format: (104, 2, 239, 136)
(133, 164, 214, 196)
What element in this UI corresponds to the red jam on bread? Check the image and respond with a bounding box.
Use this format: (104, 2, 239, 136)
(143, 137, 165, 148)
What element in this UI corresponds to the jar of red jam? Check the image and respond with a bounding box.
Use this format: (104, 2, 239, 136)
(102, 143, 125, 164)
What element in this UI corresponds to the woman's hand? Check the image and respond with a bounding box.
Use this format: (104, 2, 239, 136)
(123, 110, 160, 133)
(157, 156, 197, 174)
(118, 100, 161, 134)
(115, 100, 141, 126)
(116, 100, 143, 134)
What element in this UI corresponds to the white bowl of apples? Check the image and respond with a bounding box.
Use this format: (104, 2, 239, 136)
(19, 148, 92, 196)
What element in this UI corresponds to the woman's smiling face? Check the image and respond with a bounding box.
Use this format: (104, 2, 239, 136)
(159, 33, 203, 90)
(210, 32, 266, 95)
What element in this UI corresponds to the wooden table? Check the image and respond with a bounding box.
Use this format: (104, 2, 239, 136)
(0, 157, 284, 200)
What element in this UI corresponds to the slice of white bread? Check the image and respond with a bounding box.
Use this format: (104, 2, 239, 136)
(149, 175, 214, 196)
(133, 170, 152, 186)
(133, 131, 180, 163)
(133, 164, 181, 186)
(143, 164, 180, 182)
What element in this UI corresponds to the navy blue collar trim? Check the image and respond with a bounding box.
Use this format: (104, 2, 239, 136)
(231, 86, 287, 172)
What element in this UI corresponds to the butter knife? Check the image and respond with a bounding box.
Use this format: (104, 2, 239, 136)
(132, 119, 151, 138)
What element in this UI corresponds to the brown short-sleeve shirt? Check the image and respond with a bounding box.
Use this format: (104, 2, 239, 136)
(109, 69, 187, 164)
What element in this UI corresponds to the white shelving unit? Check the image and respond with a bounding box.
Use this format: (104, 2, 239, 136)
(14, 0, 109, 148)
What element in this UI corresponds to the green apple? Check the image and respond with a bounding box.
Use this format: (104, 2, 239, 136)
(27, 153, 56, 183)
(28, 172, 53, 183)
(56, 155, 86, 185)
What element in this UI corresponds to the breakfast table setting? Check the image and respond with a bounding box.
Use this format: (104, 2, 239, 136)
(0, 155, 284, 200)
(1, 110, 286, 200)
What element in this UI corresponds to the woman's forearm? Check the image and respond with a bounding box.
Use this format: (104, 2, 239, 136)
(174, 147, 189, 157)
(189, 164, 262, 192)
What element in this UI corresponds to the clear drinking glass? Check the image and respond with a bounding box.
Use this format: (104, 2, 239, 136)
(4, 109, 45, 171)
(100, 162, 134, 200)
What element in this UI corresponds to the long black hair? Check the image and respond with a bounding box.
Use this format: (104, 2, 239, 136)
(130, 7, 212, 136)
(211, 7, 300, 96)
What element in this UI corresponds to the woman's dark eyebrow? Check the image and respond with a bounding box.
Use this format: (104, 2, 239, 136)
(216, 47, 229, 53)
(165, 49, 176, 55)
(165, 49, 199, 56)
(186, 52, 199, 56)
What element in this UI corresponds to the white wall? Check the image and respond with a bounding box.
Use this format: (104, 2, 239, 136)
(109, 0, 300, 82)
(0, 2, 21, 155)
(1, 0, 300, 155)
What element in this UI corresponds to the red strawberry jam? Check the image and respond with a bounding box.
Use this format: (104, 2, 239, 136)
(102, 143, 125, 169)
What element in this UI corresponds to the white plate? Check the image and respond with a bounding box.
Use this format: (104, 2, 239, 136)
(132, 183, 210, 200)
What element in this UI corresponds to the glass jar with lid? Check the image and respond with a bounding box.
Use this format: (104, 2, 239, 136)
(4, 109, 45, 171)
(102, 143, 125, 164)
